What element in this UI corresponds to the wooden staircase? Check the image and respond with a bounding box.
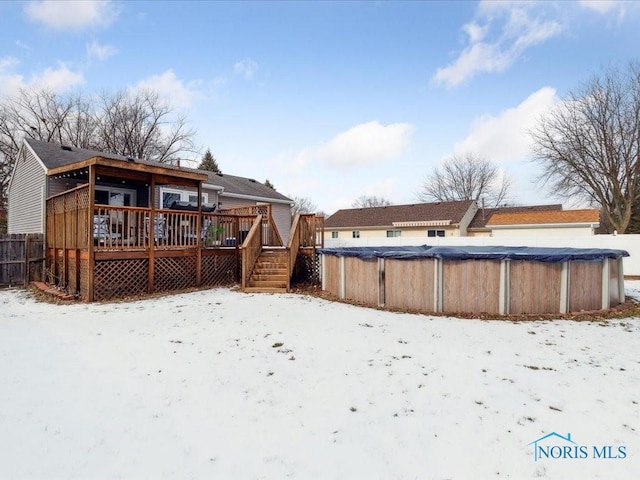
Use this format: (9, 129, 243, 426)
(244, 248, 289, 293)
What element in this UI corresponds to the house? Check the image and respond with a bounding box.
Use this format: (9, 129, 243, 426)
(487, 209, 600, 236)
(466, 204, 563, 237)
(7, 139, 321, 301)
(7, 138, 293, 241)
(324, 200, 478, 242)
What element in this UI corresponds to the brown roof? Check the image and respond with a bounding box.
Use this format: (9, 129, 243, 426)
(487, 209, 600, 226)
(325, 200, 475, 229)
(468, 204, 563, 229)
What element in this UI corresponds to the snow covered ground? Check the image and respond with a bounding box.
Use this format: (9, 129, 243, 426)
(1, 282, 639, 479)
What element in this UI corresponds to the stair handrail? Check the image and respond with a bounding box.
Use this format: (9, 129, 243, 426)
(286, 214, 303, 291)
(241, 214, 263, 290)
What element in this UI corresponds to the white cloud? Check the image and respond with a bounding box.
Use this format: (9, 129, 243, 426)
(433, 4, 563, 88)
(233, 58, 259, 80)
(310, 121, 414, 168)
(453, 86, 558, 162)
(578, 0, 618, 14)
(24, 0, 117, 30)
(0, 57, 24, 97)
(1, 60, 84, 96)
(135, 70, 201, 109)
(86, 40, 117, 61)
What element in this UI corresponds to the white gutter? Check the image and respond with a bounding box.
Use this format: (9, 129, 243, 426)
(203, 183, 225, 192)
(219, 191, 294, 205)
(490, 222, 599, 230)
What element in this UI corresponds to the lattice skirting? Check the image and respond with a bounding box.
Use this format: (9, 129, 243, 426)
(68, 256, 78, 295)
(55, 250, 66, 287)
(94, 258, 149, 301)
(293, 252, 321, 285)
(153, 256, 197, 293)
(79, 258, 90, 301)
(201, 253, 237, 286)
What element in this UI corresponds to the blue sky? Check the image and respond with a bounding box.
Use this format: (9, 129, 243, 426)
(1, 1, 639, 213)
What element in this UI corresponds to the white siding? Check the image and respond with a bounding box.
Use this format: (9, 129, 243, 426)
(7, 148, 47, 234)
(491, 226, 595, 237)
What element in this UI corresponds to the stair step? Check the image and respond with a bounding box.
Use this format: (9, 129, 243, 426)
(252, 267, 288, 273)
(250, 274, 288, 282)
(243, 287, 288, 293)
(255, 260, 287, 268)
(248, 279, 288, 288)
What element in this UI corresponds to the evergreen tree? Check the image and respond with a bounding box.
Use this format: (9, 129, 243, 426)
(264, 179, 275, 190)
(198, 149, 221, 173)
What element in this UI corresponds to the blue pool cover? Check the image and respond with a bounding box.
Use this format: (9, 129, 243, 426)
(318, 245, 629, 263)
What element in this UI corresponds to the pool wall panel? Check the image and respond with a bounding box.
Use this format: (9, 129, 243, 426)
(443, 259, 500, 314)
(509, 261, 562, 314)
(385, 258, 435, 312)
(344, 257, 378, 306)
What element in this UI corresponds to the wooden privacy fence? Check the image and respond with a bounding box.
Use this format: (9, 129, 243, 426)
(0, 234, 44, 287)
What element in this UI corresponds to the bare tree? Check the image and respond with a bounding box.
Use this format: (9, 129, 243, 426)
(352, 195, 392, 208)
(290, 196, 317, 217)
(0, 87, 79, 207)
(531, 63, 640, 234)
(417, 153, 512, 207)
(0, 87, 197, 208)
(94, 89, 196, 163)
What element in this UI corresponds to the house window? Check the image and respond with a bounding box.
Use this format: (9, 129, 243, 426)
(352, 230, 360, 238)
(427, 229, 445, 237)
(331, 231, 339, 239)
(95, 186, 136, 207)
(386, 230, 401, 238)
(160, 187, 208, 209)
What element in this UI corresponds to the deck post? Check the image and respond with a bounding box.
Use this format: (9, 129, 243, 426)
(196, 182, 202, 286)
(148, 175, 156, 294)
(87, 165, 95, 301)
(73, 188, 80, 295)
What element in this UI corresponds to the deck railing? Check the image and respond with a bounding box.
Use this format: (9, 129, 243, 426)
(90, 206, 259, 251)
(241, 214, 263, 289)
(220, 204, 283, 246)
(286, 213, 324, 287)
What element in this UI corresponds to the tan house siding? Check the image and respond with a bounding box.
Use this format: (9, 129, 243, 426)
(7, 147, 47, 234)
(270, 202, 291, 243)
(220, 195, 291, 243)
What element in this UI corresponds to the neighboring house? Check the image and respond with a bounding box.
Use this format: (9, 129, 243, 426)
(7, 139, 293, 240)
(466, 204, 563, 237)
(324, 200, 478, 242)
(487, 209, 600, 236)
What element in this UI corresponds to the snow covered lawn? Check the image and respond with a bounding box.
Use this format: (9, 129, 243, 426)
(1, 282, 639, 479)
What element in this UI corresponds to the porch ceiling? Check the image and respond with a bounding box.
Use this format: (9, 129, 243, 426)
(47, 156, 207, 186)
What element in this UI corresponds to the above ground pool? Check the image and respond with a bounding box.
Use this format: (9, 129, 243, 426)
(318, 245, 629, 316)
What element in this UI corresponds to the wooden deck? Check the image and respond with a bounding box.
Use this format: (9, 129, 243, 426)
(45, 182, 323, 300)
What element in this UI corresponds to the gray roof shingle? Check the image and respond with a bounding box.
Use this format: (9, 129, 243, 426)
(325, 200, 475, 228)
(24, 138, 291, 202)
